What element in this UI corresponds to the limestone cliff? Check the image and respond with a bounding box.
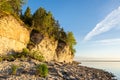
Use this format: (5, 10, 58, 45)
(56, 40, 74, 63)
(0, 11, 73, 63)
(0, 12, 29, 55)
(29, 30, 73, 63)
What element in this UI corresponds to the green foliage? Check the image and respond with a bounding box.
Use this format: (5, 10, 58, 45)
(11, 64, 18, 75)
(33, 7, 46, 29)
(32, 7, 55, 36)
(0, 48, 44, 62)
(22, 48, 29, 57)
(66, 32, 77, 54)
(29, 51, 44, 61)
(11, 48, 29, 59)
(23, 7, 32, 26)
(36, 64, 48, 77)
(0, 0, 26, 15)
(6, 54, 15, 61)
(0, 0, 12, 13)
(58, 28, 67, 42)
(10, 0, 26, 15)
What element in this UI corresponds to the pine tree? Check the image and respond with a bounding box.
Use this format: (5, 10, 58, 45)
(9, 0, 26, 15)
(0, 0, 12, 13)
(33, 7, 46, 30)
(59, 28, 67, 42)
(33, 7, 55, 35)
(0, 0, 26, 15)
(23, 7, 32, 26)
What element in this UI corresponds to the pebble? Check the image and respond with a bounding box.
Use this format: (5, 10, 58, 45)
(0, 59, 115, 80)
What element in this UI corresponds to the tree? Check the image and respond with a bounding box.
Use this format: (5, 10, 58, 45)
(33, 7, 55, 35)
(0, 0, 12, 13)
(33, 7, 46, 29)
(0, 0, 26, 15)
(52, 20, 61, 39)
(23, 7, 32, 26)
(66, 32, 76, 54)
(9, 0, 26, 15)
(58, 28, 67, 42)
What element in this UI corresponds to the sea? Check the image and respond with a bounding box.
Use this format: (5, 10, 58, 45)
(79, 61, 120, 80)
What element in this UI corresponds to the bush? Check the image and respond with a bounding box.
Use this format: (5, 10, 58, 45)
(7, 54, 15, 61)
(12, 48, 29, 59)
(11, 64, 18, 75)
(29, 51, 44, 61)
(22, 48, 29, 57)
(35, 64, 48, 77)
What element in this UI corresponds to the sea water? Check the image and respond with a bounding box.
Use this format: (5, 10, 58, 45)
(80, 62, 120, 79)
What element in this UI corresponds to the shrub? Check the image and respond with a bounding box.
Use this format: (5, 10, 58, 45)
(22, 48, 29, 57)
(7, 54, 15, 61)
(35, 64, 48, 77)
(11, 64, 18, 75)
(29, 51, 44, 61)
(12, 48, 29, 59)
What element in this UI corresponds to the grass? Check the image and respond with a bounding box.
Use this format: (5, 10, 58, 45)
(0, 48, 44, 62)
(11, 64, 18, 75)
(29, 51, 44, 61)
(6, 54, 15, 61)
(35, 64, 48, 77)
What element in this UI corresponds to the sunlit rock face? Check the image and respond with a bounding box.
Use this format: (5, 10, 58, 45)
(30, 30, 73, 63)
(56, 41, 73, 63)
(0, 12, 29, 55)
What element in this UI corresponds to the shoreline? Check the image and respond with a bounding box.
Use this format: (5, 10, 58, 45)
(0, 59, 115, 80)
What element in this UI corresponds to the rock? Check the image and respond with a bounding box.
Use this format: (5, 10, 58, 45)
(0, 59, 116, 80)
(54, 62, 62, 66)
(69, 75, 75, 79)
(57, 71, 63, 77)
(30, 33, 73, 63)
(0, 11, 29, 56)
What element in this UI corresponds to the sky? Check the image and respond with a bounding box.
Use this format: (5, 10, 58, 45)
(22, 0, 120, 60)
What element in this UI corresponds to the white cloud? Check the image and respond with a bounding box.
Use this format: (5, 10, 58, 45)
(96, 38, 120, 45)
(84, 6, 120, 41)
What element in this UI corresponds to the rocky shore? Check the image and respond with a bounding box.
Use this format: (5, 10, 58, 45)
(0, 59, 115, 80)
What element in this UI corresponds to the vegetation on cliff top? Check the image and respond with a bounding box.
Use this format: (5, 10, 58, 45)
(22, 7, 77, 54)
(0, 0, 26, 15)
(0, 0, 76, 54)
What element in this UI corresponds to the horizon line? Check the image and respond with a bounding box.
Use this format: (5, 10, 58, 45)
(75, 59, 120, 62)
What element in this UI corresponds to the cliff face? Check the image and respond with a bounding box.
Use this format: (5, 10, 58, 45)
(0, 12, 29, 55)
(30, 37, 58, 61)
(0, 12, 73, 63)
(29, 31, 73, 63)
(30, 38, 73, 63)
(56, 42, 74, 63)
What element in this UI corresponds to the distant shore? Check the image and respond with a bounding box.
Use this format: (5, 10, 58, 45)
(0, 59, 115, 80)
(79, 60, 120, 62)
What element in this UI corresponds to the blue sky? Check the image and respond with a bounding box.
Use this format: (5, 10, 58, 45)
(22, 0, 120, 60)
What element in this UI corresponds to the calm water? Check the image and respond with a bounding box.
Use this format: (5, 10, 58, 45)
(80, 62, 120, 79)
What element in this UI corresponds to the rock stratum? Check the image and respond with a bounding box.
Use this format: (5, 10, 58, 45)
(0, 11, 73, 63)
(0, 12, 29, 56)
(30, 37, 73, 63)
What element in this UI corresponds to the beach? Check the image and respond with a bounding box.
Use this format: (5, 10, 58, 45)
(0, 59, 115, 80)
